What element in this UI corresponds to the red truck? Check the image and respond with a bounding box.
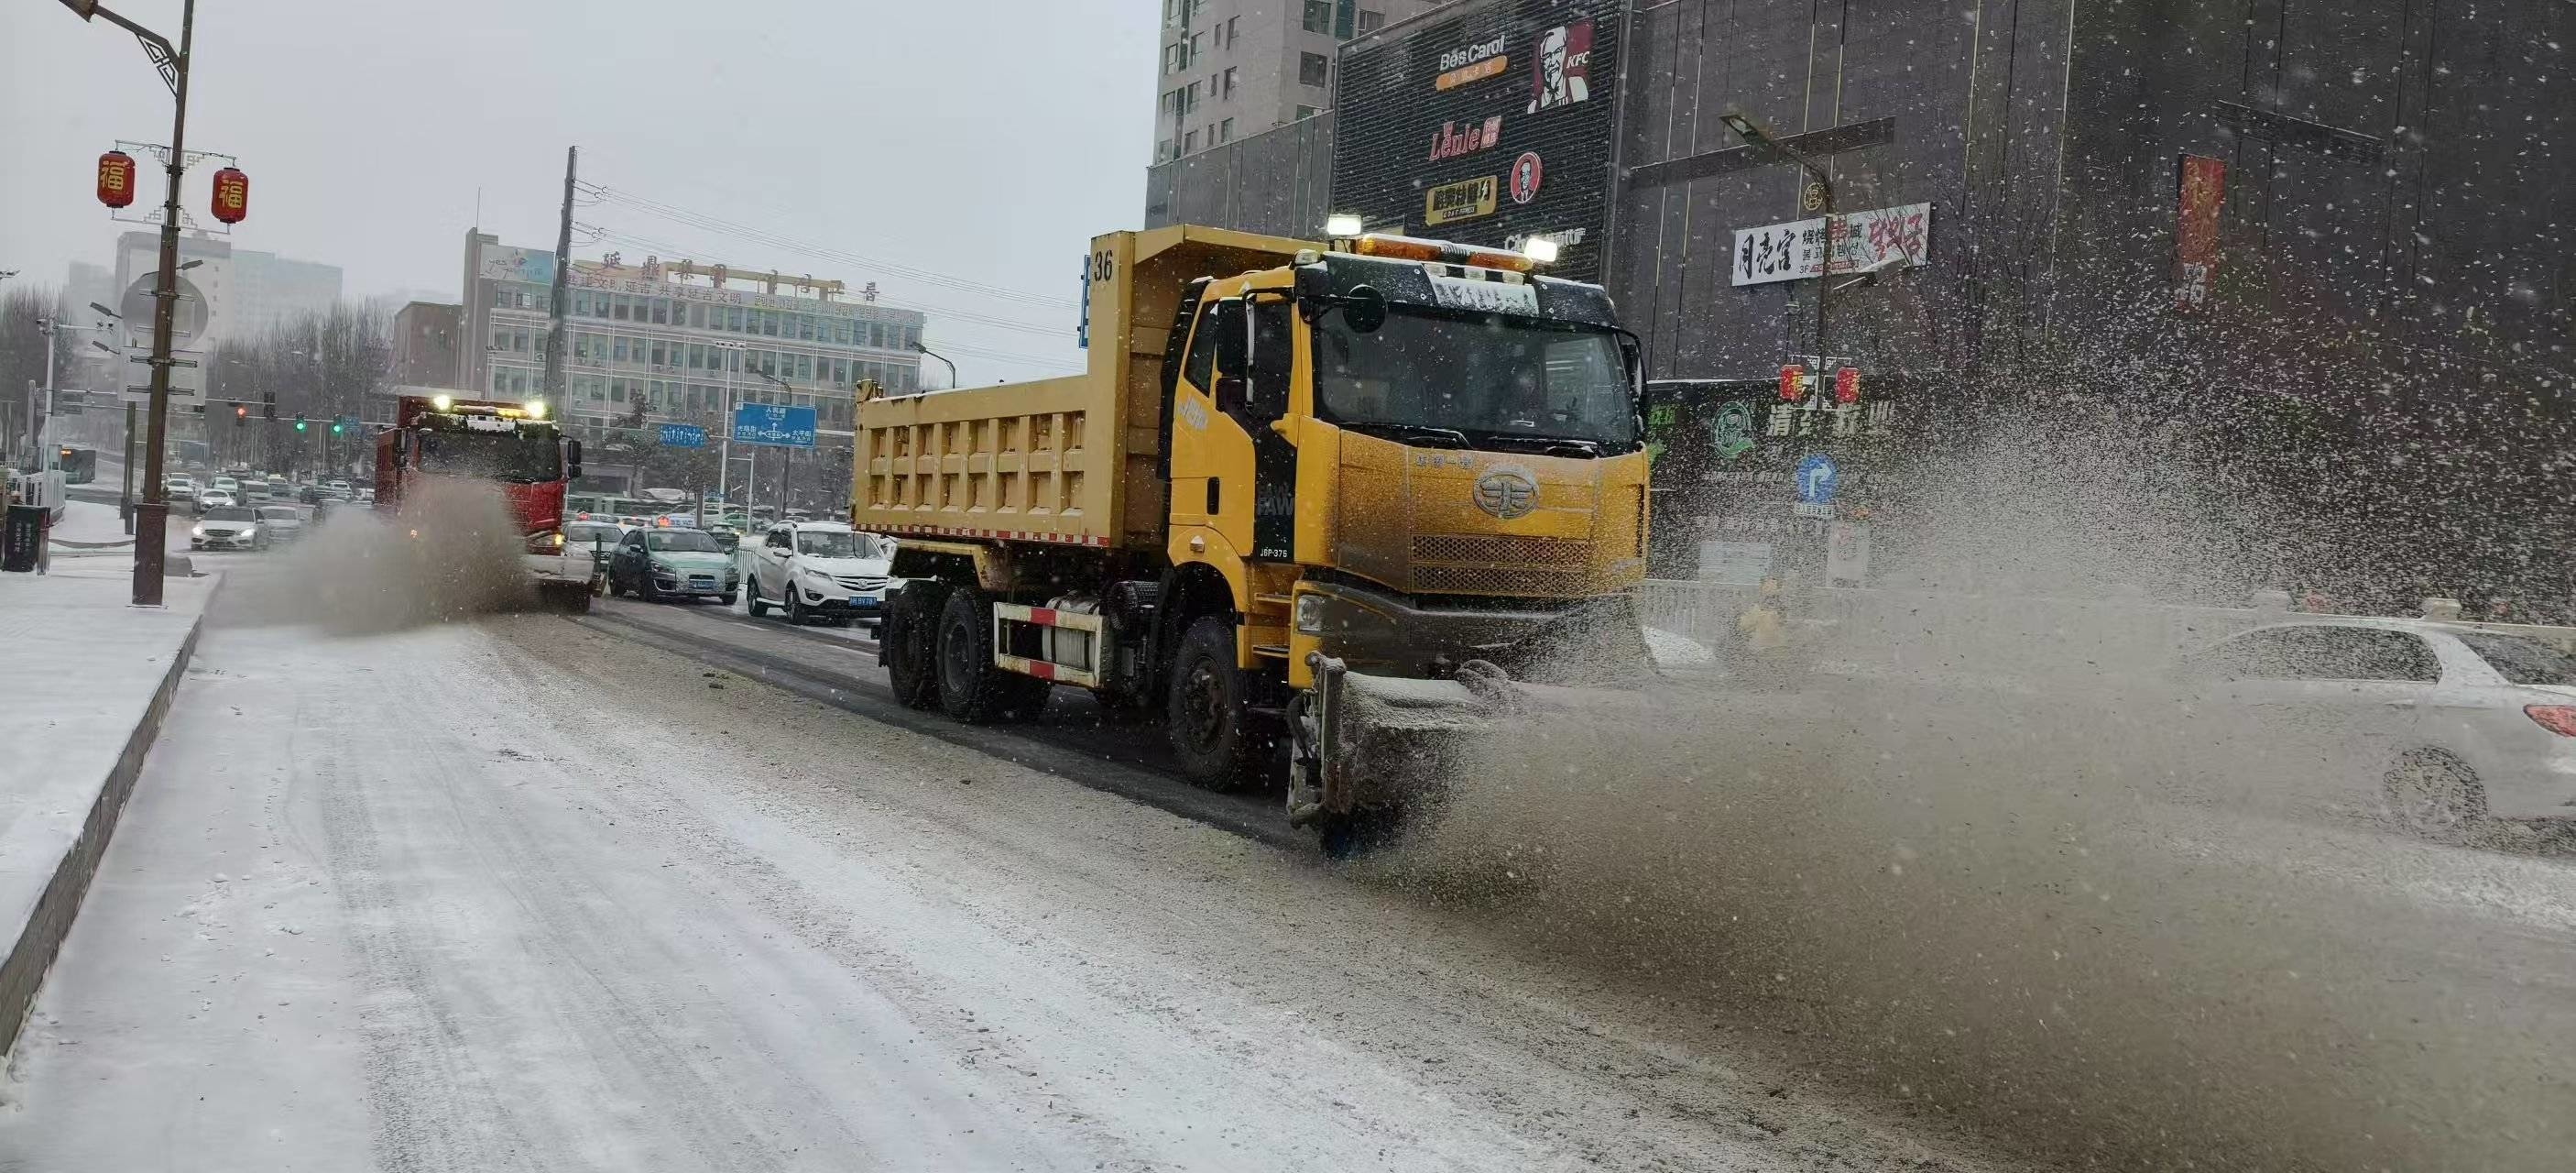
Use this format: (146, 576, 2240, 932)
(373, 391, 595, 611)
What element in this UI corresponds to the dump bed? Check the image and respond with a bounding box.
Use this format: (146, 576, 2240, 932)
(853, 225, 1311, 554)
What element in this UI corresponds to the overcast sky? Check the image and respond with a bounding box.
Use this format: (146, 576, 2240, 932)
(0, 0, 1161, 383)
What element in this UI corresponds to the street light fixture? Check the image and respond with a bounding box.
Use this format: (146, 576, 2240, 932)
(90, 301, 121, 320)
(914, 342, 957, 391)
(50, 0, 197, 608)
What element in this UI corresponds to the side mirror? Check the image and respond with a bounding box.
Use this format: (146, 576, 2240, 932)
(1344, 285, 1388, 334)
(564, 439, 584, 480)
(389, 431, 409, 460)
(1214, 374, 1248, 414)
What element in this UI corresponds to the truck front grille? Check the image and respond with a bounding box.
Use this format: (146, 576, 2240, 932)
(1408, 534, 1597, 597)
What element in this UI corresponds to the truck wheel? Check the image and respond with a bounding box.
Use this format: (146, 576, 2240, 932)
(1167, 616, 1272, 792)
(936, 586, 1035, 723)
(885, 581, 951, 710)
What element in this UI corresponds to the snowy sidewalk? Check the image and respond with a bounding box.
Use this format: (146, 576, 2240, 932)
(0, 556, 215, 1055)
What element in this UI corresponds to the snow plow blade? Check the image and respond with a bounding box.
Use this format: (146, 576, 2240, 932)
(1289, 652, 1654, 828)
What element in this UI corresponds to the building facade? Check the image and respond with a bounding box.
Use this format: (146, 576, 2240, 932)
(456, 231, 924, 455)
(1152, 0, 1446, 163)
(391, 301, 463, 389)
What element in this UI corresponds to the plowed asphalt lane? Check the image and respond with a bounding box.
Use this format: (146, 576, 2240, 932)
(0, 578, 2019, 1171)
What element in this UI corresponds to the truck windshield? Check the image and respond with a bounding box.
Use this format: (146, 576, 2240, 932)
(418, 429, 561, 483)
(1313, 309, 1638, 451)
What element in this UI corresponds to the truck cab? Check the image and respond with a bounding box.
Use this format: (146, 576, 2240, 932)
(374, 391, 596, 611)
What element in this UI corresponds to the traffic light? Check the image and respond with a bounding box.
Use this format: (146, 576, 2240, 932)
(294, 413, 307, 433)
(330, 419, 344, 435)
(261, 390, 277, 421)
(234, 404, 246, 426)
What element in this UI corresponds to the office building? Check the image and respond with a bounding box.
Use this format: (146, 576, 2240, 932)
(1152, 0, 1446, 162)
(455, 231, 924, 452)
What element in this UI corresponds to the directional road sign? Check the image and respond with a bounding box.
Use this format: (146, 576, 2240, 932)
(730, 404, 816, 448)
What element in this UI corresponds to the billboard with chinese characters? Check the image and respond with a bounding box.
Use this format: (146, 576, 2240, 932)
(477, 243, 556, 287)
(1730, 204, 1934, 286)
(1642, 377, 1910, 585)
(1331, 0, 1624, 280)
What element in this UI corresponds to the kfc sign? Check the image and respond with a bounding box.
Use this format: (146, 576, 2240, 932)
(1528, 20, 1593, 112)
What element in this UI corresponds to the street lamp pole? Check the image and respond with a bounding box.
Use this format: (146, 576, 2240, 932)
(58, 0, 196, 607)
(714, 340, 742, 520)
(1719, 111, 1835, 372)
(914, 342, 957, 390)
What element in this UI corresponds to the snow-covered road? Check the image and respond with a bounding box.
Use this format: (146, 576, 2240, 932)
(0, 588, 2010, 1171)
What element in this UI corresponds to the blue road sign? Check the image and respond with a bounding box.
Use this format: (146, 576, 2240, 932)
(1795, 454, 1840, 504)
(731, 404, 817, 448)
(658, 422, 707, 449)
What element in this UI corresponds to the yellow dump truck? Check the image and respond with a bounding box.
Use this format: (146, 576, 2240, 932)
(854, 225, 1653, 851)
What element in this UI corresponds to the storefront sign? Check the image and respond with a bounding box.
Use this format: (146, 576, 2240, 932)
(1424, 175, 1500, 225)
(1427, 115, 1505, 161)
(1730, 203, 1933, 286)
(1435, 35, 1510, 90)
(1508, 151, 1544, 203)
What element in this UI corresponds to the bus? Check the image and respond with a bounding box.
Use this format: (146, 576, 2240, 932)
(56, 446, 97, 485)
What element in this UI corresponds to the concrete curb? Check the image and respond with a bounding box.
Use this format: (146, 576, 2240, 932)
(0, 611, 207, 1058)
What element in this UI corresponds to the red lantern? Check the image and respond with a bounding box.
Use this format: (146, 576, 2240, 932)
(97, 150, 137, 209)
(210, 166, 248, 225)
(1833, 366, 1861, 405)
(1777, 363, 1806, 402)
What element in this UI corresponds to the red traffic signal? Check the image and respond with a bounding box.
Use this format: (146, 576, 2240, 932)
(97, 150, 137, 209)
(1833, 366, 1860, 405)
(1777, 363, 1806, 402)
(210, 167, 248, 225)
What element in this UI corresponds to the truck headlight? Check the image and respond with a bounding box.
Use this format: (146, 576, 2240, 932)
(1294, 592, 1326, 634)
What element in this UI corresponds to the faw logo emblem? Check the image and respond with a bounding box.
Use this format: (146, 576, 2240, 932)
(1472, 468, 1540, 521)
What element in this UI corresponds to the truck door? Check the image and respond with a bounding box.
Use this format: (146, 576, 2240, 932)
(1239, 300, 1298, 562)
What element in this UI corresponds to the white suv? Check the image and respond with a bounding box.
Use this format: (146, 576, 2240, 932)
(743, 521, 891, 627)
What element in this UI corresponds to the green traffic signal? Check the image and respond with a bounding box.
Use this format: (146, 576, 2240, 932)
(331, 421, 344, 434)
(294, 417, 308, 432)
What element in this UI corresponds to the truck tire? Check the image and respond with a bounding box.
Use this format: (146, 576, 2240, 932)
(885, 580, 950, 710)
(935, 586, 1051, 722)
(1166, 616, 1272, 791)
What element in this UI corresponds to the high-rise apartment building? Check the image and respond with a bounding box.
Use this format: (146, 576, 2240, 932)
(1152, 0, 1446, 162)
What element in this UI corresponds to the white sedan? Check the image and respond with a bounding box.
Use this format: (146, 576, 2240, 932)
(743, 521, 891, 627)
(2178, 618, 2576, 835)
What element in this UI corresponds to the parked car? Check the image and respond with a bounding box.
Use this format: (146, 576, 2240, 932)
(606, 527, 737, 603)
(2174, 618, 2576, 836)
(190, 505, 268, 552)
(256, 504, 308, 543)
(743, 521, 891, 626)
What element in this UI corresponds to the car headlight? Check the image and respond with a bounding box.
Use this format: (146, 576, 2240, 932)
(191, 525, 205, 537)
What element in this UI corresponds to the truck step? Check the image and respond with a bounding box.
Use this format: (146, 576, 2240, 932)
(1251, 643, 1290, 659)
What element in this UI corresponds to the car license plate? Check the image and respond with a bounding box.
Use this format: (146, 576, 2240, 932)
(850, 597, 877, 609)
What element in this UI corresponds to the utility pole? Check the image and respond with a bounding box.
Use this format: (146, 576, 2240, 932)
(544, 146, 575, 412)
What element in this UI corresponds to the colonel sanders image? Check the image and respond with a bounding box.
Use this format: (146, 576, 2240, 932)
(1527, 21, 1593, 113)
